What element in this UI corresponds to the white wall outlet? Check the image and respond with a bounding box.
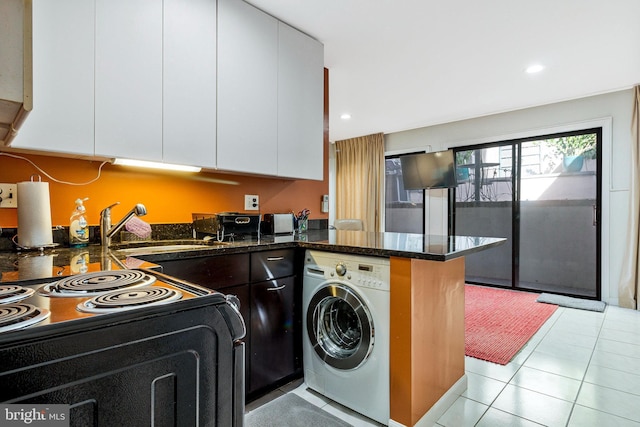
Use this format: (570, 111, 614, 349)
(321, 194, 329, 213)
(0, 184, 17, 208)
(244, 194, 259, 210)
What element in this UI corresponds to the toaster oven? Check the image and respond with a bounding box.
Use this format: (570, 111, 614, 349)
(261, 213, 294, 235)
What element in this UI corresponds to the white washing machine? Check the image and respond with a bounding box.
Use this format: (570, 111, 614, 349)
(302, 250, 390, 425)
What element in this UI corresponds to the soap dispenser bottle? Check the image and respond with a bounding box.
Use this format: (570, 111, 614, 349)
(69, 198, 89, 247)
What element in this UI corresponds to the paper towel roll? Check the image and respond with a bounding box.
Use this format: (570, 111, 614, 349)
(17, 179, 54, 248)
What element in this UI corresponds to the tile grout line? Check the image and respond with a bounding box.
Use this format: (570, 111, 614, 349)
(499, 305, 568, 426)
(562, 305, 607, 427)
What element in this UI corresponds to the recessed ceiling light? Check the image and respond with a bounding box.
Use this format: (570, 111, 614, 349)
(526, 64, 545, 74)
(340, 113, 352, 120)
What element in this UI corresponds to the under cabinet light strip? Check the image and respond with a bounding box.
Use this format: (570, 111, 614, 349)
(111, 158, 201, 173)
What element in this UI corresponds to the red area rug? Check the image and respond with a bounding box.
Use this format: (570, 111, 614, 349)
(465, 285, 558, 365)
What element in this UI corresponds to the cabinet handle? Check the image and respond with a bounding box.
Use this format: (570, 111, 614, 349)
(267, 284, 286, 291)
(266, 256, 285, 262)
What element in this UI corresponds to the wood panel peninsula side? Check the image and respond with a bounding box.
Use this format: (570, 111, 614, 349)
(390, 256, 465, 427)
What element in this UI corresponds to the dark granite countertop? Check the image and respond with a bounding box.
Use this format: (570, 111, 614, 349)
(0, 230, 505, 284)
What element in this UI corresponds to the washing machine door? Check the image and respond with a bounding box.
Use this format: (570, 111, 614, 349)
(307, 283, 374, 370)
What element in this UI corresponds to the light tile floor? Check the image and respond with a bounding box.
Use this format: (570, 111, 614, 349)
(246, 304, 640, 426)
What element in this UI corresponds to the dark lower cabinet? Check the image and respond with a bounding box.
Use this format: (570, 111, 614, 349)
(157, 253, 250, 287)
(153, 249, 302, 401)
(249, 276, 296, 394)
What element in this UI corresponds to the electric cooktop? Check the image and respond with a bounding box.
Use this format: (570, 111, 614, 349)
(0, 269, 214, 334)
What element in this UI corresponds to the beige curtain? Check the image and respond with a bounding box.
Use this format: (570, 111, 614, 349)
(620, 85, 640, 309)
(335, 133, 384, 232)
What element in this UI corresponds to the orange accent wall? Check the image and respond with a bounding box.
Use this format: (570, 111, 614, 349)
(0, 70, 330, 228)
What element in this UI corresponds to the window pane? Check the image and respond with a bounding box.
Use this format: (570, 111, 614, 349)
(385, 157, 423, 233)
(455, 147, 512, 203)
(455, 146, 513, 286)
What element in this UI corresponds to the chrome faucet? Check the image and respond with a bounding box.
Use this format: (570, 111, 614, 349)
(100, 202, 147, 247)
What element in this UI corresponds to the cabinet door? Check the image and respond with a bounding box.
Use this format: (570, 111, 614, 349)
(249, 276, 296, 394)
(157, 253, 250, 288)
(13, 0, 95, 155)
(277, 23, 324, 180)
(217, 0, 278, 175)
(163, 0, 217, 168)
(94, 0, 162, 161)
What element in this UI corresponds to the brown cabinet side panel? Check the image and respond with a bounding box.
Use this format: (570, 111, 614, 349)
(411, 257, 465, 424)
(390, 256, 465, 426)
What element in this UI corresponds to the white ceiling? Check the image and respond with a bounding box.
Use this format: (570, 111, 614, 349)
(247, 0, 640, 142)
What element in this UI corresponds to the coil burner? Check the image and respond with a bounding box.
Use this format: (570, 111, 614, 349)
(0, 285, 35, 304)
(77, 286, 183, 314)
(0, 303, 51, 333)
(39, 270, 157, 297)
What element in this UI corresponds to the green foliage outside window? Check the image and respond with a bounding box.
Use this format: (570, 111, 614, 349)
(547, 134, 597, 159)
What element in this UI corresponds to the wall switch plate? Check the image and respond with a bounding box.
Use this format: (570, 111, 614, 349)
(244, 194, 259, 210)
(0, 184, 17, 208)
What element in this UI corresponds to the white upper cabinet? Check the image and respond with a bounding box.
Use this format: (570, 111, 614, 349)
(163, 0, 217, 168)
(218, 0, 324, 179)
(12, 0, 323, 178)
(217, 0, 279, 176)
(94, 0, 163, 161)
(12, 0, 95, 155)
(277, 22, 324, 180)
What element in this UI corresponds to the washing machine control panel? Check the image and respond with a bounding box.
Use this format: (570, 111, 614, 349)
(326, 258, 390, 291)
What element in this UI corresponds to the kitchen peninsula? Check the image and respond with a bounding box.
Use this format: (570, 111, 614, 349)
(0, 230, 504, 427)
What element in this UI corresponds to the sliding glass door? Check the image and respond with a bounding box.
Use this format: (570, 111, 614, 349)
(518, 133, 599, 297)
(454, 129, 601, 299)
